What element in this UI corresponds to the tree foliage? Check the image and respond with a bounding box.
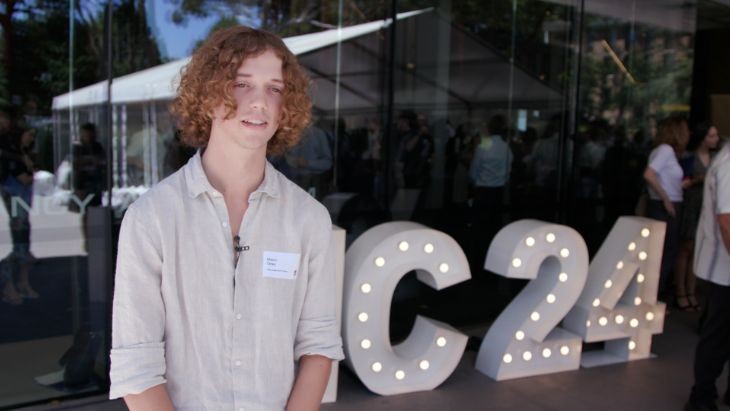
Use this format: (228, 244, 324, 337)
(0, 0, 163, 115)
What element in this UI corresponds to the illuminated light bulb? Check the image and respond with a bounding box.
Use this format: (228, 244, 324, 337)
(525, 237, 536, 247)
(560, 248, 570, 258)
(646, 312, 655, 321)
(439, 263, 450, 273)
(375, 257, 385, 267)
(641, 228, 650, 238)
(542, 348, 552, 358)
(639, 251, 648, 261)
(634, 297, 642, 306)
(358, 312, 369, 322)
(531, 312, 541, 321)
(546, 233, 556, 243)
(604, 280, 613, 288)
(616, 261, 624, 270)
(615, 315, 625, 325)
(599, 316, 608, 326)
(515, 330, 525, 341)
(398, 241, 409, 252)
(586, 320, 592, 327)
(637, 273, 645, 283)
(630, 318, 639, 328)
(371, 362, 382, 373)
(419, 360, 430, 370)
(503, 354, 513, 364)
(512, 258, 522, 268)
(628, 242, 636, 251)
(559, 272, 568, 282)
(436, 337, 447, 347)
(424, 243, 435, 254)
(546, 294, 556, 304)
(360, 283, 372, 294)
(628, 340, 637, 350)
(560, 345, 570, 356)
(592, 298, 601, 307)
(523, 351, 533, 361)
(395, 370, 406, 380)
(360, 339, 372, 349)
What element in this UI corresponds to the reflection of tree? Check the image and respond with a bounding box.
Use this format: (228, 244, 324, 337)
(580, 20, 694, 133)
(169, 0, 464, 37)
(110, 0, 165, 77)
(0, 0, 163, 114)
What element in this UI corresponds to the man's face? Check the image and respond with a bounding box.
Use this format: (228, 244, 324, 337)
(211, 49, 284, 153)
(80, 130, 92, 144)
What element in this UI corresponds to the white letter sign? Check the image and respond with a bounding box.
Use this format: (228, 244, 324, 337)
(475, 220, 589, 380)
(342, 221, 471, 395)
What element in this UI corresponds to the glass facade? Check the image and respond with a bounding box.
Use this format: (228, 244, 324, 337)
(0, 0, 726, 407)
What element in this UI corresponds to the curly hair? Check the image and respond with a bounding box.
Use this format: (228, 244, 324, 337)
(170, 26, 312, 156)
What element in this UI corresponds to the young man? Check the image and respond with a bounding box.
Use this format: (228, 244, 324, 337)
(685, 142, 730, 411)
(109, 27, 344, 410)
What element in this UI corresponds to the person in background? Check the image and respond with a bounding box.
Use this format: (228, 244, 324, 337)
(71, 123, 106, 252)
(1, 126, 38, 303)
(643, 116, 690, 300)
(284, 122, 333, 198)
(396, 110, 433, 190)
(685, 140, 730, 411)
(675, 123, 720, 310)
(469, 114, 513, 239)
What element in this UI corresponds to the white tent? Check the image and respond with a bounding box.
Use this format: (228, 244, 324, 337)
(51, 9, 430, 110)
(53, 8, 562, 112)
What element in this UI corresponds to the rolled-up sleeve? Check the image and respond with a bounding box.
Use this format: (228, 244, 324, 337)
(109, 204, 167, 399)
(293, 208, 345, 362)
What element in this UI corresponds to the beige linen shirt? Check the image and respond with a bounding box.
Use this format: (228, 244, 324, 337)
(109, 151, 344, 410)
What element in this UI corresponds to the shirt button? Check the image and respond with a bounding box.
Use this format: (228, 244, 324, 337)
(222, 222, 228, 227)
(235, 360, 241, 366)
(235, 313, 242, 320)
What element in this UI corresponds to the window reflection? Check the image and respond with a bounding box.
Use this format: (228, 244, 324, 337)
(0, 0, 722, 408)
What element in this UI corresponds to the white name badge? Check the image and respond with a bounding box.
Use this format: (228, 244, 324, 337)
(262, 251, 301, 280)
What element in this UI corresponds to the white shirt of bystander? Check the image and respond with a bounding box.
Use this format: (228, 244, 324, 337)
(647, 143, 684, 202)
(694, 143, 730, 286)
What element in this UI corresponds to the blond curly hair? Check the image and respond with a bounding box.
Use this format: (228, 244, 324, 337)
(170, 26, 312, 155)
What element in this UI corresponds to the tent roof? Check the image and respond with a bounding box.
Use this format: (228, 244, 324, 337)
(53, 8, 562, 113)
(52, 9, 429, 109)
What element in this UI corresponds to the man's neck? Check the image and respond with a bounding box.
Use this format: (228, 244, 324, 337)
(200, 138, 267, 199)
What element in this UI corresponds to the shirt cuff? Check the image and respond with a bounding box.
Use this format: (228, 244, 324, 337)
(293, 317, 345, 362)
(109, 342, 167, 399)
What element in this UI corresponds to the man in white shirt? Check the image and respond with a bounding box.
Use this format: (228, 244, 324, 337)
(109, 26, 344, 410)
(686, 142, 730, 411)
(469, 114, 513, 237)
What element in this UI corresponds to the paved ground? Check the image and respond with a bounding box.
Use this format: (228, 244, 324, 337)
(14, 308, 727, 411)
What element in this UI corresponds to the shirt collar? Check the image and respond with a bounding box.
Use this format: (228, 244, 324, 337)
(184, 150, 280, 199)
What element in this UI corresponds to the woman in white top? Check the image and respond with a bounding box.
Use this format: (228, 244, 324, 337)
(643, 116, 690, 303)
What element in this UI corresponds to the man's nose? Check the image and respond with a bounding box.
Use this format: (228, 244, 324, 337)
(248, 87, 268, 110)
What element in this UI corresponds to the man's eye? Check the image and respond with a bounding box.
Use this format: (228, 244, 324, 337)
(270, 87, 282, 94)
(234, 82, 248, 88)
